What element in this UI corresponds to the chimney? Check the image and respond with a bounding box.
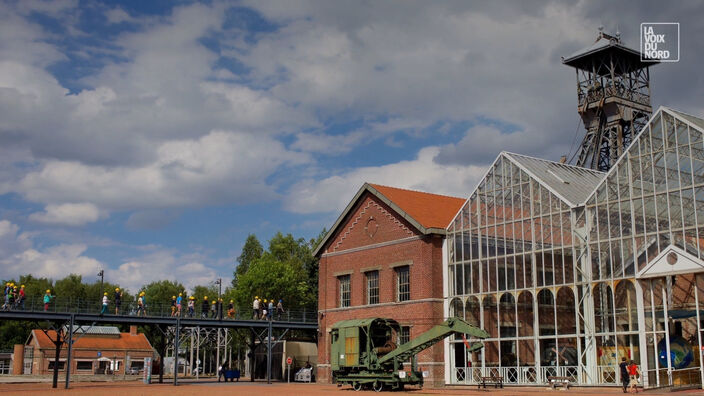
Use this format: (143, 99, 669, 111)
(12, 344, 24, 374)
(130, 325, 137, 336)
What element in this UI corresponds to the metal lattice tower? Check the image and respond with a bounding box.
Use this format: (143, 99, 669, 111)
(563, 28, 658, 171)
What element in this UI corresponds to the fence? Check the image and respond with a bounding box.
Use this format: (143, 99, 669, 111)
(1, 295, 317, 323)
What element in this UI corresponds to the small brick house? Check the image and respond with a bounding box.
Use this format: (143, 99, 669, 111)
(314, 183, 464, 387)
(16, 325, 153, 375)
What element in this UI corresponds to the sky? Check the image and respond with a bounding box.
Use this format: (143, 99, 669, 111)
(0, 0, 702, 293)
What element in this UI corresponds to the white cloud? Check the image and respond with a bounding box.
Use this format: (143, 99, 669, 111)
(17, 130, 309, 211)
(0, 219, 103, 280)
(285, 146, 485, 214)
(0, 219, 226, 293)
(104, 7, 132, 25)
(29, 203, 102, 226)
(105, 249, 222, 293)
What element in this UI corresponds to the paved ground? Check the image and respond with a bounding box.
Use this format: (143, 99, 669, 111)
(1, 380, 704, 396)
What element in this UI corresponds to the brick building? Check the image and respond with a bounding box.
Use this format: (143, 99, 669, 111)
(314, 183, 465, 387)
(15, 325, 153, 375)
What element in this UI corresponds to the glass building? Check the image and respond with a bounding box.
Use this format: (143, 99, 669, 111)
(445, 107, 704, 388)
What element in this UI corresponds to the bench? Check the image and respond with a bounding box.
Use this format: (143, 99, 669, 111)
(547, 376, 570, 389)
(477, 375, 503, 389)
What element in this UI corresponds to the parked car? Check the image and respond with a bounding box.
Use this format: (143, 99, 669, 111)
(127, 367, 141, 375)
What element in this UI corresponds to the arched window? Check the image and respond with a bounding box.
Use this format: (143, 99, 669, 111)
(499, 293, 516, 338)
(556, 287, 576, 334)
(537, 289, 555, 336)
(614, 281, 637, 332)
(450, 298, 464, 319)
(594, 283, 615, 333)
(517, 291, 534, 337)
(483, 295, 498, 338)
(465, 296, 480, 327)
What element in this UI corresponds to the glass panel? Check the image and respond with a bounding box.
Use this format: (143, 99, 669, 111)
(594, 283, 615, 333)
(518, 291, 534, 337)
(483, 295, 498, 339)
(614, 281, 638, 332)
(556, 287, 576, 335)
(466, 296, 481, 327)
(537, 289, 555, 336)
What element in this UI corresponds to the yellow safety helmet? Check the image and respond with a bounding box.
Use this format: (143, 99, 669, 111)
(255, 296, 258, 299)
(115, 288, 119, 291)
(212, 300, 216, 304)
(104, 292, 108, 296)
(172, 296, 176, 299)
(179, 293, 182, 296)
(204, 296, 208, 299)
(21, 285, 24, 288)
(46, 289, 51, 293)
(230, 299, 233, 303)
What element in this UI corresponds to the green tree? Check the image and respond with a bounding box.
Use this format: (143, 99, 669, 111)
(142, 280, 186, 314)
(232, 234, 263, 288)
(232, 253, 314, 310)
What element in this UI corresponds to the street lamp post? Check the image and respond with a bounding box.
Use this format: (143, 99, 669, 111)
(97, 270, 104, 303)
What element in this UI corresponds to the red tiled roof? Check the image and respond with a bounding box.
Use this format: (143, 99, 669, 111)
(31, 330, 153, 351)
(370, 184, 465, 229)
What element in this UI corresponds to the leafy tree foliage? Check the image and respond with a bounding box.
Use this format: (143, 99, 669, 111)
(230, 230, 325, 311)
(232, 234, 263, 288)
(142, 280, 186, 307)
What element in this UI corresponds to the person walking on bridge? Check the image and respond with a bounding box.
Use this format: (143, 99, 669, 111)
(18, 285, 25, 310)
(176, 293, 183, 317)
(227, 299, 235, 319)
(114, 288, 122, 315)
(187, 296, 195, 317)
(136, 292, 146, 316)
(276, 299, 284, 320)
(43, 289, 53, 311)
(201, 296, 209, 318)
(252, 296, 260, 319)
(100, 292, 109, 316)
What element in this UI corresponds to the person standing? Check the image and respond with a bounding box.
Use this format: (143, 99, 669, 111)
(188, 296, 195, 317)
(136, 292, 145, 316)
(252, 296, 260, 320)
(18, 285, 25, 310)
(267, 299, 273, 320)
(201, 296, 209, 318)
(628, 360, 640, 393)
(217, 298, 223, 320)
(619, 357, 629, 393)
(100, 292, 109, 315)
(276, 299, 284, 320)
(176, 293, 183, 317)
(114, 288, 122, 315)
(171, 296, 177, 317)
(211, 300, 217, 318)
(43, 289, 53, 311)
(227, 300, 235, 319)
(2, 283, 9, 310)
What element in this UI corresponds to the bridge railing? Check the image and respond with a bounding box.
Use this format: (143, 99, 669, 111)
(1, 295, 317, 323)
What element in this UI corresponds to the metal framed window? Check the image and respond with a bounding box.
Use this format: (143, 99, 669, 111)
(396, 266, 410, 302)
(400, 326, 411, 344)
(339, 275, 350, 308)
(366, 270, 379, 305)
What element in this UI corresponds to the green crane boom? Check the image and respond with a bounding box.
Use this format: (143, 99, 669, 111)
(377, 317, 488, 366)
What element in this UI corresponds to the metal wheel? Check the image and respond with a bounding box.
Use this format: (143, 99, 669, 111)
(352, 382, 362, 391)
(373, 381, 384, 392)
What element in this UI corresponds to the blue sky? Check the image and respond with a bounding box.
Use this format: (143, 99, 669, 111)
(0, 0, 702, 292)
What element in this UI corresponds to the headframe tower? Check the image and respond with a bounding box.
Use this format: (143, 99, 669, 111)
(563, 28, 658, 171)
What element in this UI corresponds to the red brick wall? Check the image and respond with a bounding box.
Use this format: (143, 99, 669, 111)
(317, 192, 447, 387)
